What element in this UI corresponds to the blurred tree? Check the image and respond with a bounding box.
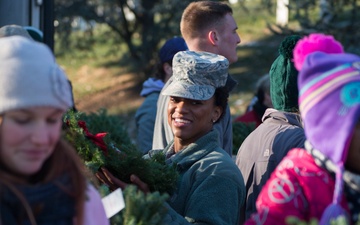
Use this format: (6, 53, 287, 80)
(54, 0, 227, 72)
(55, 0, 360, 69)
(267, 0, 360, 55)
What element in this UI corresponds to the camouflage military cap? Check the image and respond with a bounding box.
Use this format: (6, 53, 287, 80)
(162, 51, 229, 100)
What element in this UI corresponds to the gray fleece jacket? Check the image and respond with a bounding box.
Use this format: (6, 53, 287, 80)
(148, 130, 245, 225)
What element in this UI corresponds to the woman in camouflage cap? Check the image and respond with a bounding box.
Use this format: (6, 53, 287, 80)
(149, 50, 246, 225)
(97, 50, 246, 224)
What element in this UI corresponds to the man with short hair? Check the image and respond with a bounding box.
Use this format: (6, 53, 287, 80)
(152, 1, 241, 156)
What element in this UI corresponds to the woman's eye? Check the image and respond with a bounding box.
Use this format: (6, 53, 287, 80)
(14, 118, 30, 124)
(47, 117, 62, 124)
(170, 97, 180, 103)
(191, 100, 201, 105)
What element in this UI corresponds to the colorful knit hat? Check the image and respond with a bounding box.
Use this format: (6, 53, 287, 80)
(293, 33, 344, 71)
(269, 35, 302, 112)
(295, 34, 360, 224)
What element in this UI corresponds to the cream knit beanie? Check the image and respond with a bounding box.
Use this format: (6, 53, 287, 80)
(0, 36, 73, 113)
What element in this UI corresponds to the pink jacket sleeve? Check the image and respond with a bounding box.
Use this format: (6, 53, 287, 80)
(244, 148, 342, 225)
(244, 168, 308, 224)
(245, 149, 313, 225)
(82, 184, 110, 225)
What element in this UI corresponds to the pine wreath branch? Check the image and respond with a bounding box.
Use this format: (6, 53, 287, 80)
(63, 109, 179, 194)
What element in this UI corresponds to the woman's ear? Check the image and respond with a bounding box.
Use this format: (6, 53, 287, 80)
(212, 105, 223, 123)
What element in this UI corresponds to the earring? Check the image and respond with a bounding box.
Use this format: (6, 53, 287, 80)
(212, 119, 216, 123)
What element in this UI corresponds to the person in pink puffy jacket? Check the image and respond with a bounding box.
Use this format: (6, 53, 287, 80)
(245, 33, 360, 224)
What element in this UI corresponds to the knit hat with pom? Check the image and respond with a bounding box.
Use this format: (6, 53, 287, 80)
(293, 33, 344, 71)
(269, 35, 301, 112)
(0, 36, 73, 113)
(295, 33, 360, 224)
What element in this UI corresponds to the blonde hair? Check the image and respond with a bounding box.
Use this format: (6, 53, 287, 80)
(180, 1, 233, 40)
